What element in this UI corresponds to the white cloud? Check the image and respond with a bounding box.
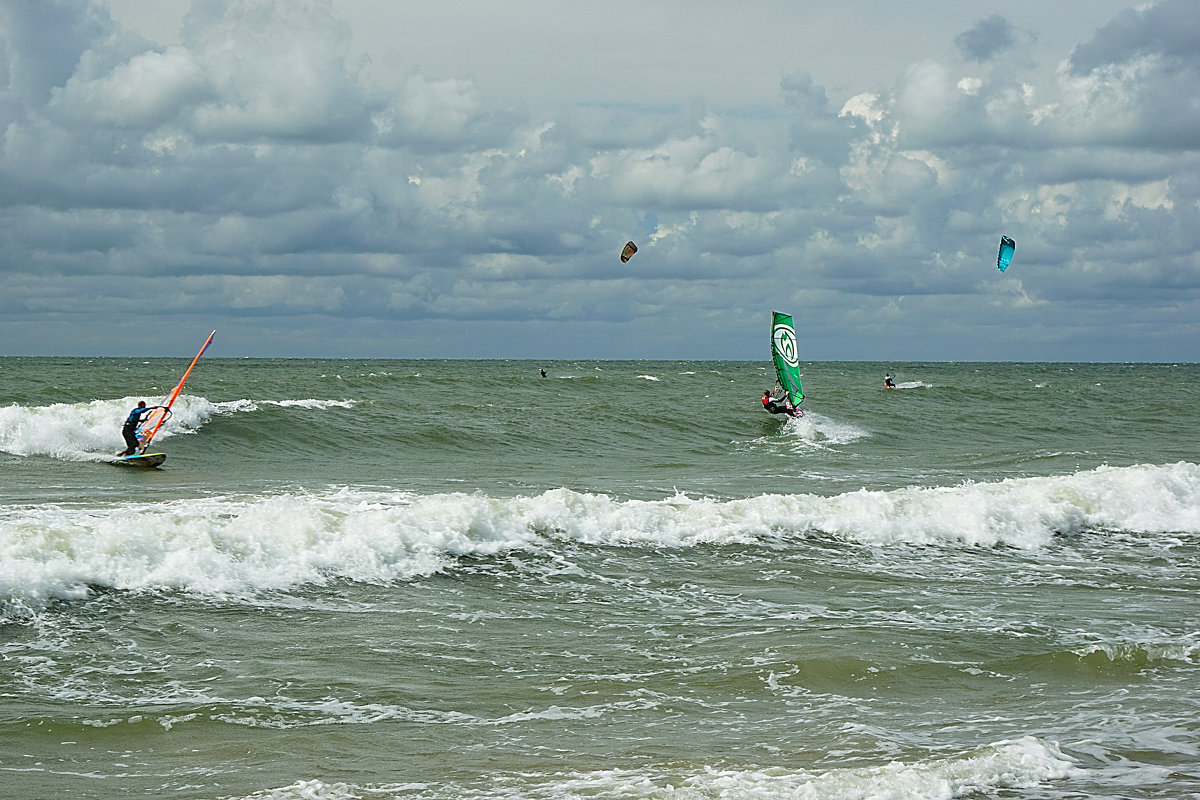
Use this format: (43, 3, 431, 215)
(839, 93, 884, 124)
(51, 46, 208, 127)
(0, 0, 1197, 361)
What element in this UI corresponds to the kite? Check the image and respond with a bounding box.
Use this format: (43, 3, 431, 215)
(996, 235, 1016, 272)
(620, 241, 638, 263)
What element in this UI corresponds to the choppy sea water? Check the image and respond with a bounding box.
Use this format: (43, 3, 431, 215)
(1, 358, 1198, 799)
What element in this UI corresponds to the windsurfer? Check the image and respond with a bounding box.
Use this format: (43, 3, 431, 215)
(117, 401, 158, 456)
(762, 387, 801, 418)
(884, 373, 896, 389)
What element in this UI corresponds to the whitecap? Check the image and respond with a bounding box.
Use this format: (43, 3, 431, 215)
(3, 463, 1198, 609)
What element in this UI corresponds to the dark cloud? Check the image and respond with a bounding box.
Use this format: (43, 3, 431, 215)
(1068, 0, 1200, 75)
(0, 0, 113, 106)
(781, 72, 854, 165)
(955, 15, 1019, 63)
(1054, 0, 1200, 149)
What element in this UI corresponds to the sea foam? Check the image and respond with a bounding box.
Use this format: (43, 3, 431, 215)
(222, 736, 1078, 799)
(2, 463, 1197, 609)
(0, 396, 353, 460)
(0, 396, 217, 459)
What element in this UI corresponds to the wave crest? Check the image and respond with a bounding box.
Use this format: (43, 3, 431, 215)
(2, 463, 1198, 610)
(0, 397, 358, 459)
(222, 736, 1077, 800)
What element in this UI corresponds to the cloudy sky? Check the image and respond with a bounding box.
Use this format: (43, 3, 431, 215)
(1, 0, 1197, 360)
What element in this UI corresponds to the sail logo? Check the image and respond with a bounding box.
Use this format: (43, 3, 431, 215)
(772, 324, 799, 367)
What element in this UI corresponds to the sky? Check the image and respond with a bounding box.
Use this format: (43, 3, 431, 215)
(1, 0, 1198, 360)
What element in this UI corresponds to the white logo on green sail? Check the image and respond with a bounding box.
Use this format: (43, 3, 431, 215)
(772, 324, 799, 367)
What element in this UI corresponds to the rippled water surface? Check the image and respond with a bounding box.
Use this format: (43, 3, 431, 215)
(2, 358, 1198, 799)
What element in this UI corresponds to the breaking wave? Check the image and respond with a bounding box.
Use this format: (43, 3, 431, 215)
(224, 736, 1079, 800)
(0, 396, 354, 460)
(2, 462, 1197, 610)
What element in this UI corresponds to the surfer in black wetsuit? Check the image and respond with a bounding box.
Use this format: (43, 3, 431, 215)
(117, 401, 157, 456)
(884, 373, 896, 389)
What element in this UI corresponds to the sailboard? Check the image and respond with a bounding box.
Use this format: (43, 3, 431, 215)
(111, 330, 215, 467)
(770, 311, 804, 409)
(110, 453, 167, 469)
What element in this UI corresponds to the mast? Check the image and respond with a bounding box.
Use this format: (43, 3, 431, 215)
(137, 330, 215, 453)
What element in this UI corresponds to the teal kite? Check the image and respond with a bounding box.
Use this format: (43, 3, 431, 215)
(997, 236, 1015, 272)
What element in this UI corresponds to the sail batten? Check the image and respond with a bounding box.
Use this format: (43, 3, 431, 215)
(770, 312, 803, 407)
(137, 330, 215, 453)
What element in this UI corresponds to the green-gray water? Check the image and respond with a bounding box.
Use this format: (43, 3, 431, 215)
(2, 358, 1198, 799)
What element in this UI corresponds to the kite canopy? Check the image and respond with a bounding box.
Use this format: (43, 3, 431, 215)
(997, 235, 1016, 272)
(620, 241, 638, 262)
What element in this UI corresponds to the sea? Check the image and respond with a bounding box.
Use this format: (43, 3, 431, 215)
(1, 357, 1198, 800)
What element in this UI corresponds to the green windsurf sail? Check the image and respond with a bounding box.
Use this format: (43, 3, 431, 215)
(770, 311, 804, 407)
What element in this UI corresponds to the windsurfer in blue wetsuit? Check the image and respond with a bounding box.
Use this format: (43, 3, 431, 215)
(117, 401, 158, 456)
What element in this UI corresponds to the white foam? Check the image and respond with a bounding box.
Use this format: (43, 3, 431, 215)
(549, 737, 1075, 799)
(3, 463, 1198, 608)
(227, 779, 363, 800)
(0, 396, 209, 460)
(0, 397, 357, 459)
(262, 399, 357, 409)
(1071, 640, 1200, 666)
(180, 398, 357, 414)
(781, 411, 870, 448)
(572, 736, 1076, 799)
(218, 736, 1078, 800)
(0, 488, 536, 605)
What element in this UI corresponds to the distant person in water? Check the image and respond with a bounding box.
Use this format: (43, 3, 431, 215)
(540, 368, 547, 378)
(117, 400, 158, 456)
(762, 387, 801, 417)
(884, 373, 896, 389)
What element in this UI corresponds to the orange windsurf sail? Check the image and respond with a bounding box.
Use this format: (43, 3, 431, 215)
(137, 330, 215, 453)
